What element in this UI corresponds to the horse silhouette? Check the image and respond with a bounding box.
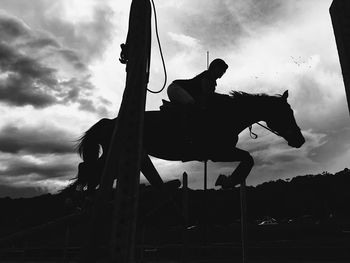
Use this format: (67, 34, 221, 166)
(68, 90, 305, 192)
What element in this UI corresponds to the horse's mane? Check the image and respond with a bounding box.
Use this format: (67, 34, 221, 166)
(228, 90, 283, 105)
(229, 90, 273, 99)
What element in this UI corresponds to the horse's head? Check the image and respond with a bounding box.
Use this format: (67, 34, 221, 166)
(266, 90, 305, 148)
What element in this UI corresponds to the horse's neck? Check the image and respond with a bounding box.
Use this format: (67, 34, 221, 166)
(229, 95, 270, 134)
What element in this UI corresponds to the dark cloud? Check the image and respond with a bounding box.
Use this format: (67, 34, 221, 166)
(291, 74, 350, 133)
(292, 76, 327, 116)
(181, 3, 246, 49)
(0, 122, 80, 198)
(78, 98, 99, 112)
(25, 37, 60, 49)
(0, 150, 78, 197)
(269, 152, 302, 163)
(58, 49, 88, 71)
(0, 74, 57, 108)
(309, 127, 350, 165)
(61, 77, 111, 115)
(0, 1, 115, 62)
(0, 11, 113, 113)
(0, 183, 46, 198)
(0, 158, 75, 178)
(54, 6, 115, 62)
(166, 0, 296, 50)
(0, 10, 30, 41)
(241, 0, 291, 26)
(0, 124, 75, 154)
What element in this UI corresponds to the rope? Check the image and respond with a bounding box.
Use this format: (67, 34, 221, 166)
(249, 122, 281, 139)
(248, 125, 258, 139)
(256, 122, 281, 137)
(119, 0, 167, 94)
(147, 0, 167, 93)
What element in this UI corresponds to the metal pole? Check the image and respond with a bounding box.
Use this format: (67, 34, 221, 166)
(240, 180, 247, 263)
(206, 51, 209, 70)
(204, 161, 207, 190)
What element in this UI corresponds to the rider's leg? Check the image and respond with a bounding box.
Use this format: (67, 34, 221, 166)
(214, 148, 254, 189)
(167, 82, 195, 105)
(167, 83, 196, 142)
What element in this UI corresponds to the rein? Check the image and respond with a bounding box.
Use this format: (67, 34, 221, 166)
(249, 122, 281, 139)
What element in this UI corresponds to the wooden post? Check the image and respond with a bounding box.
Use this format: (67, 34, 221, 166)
(79, 0, 151, 262)
(204, 51, 209, 192)
(62, 226, 70, 263)
(330, 1, 350, 115)
(203, 51, 209, 246)
(203, 160, 208, 246)
(182, 172, 189, 263)
(204, 161, 207, 191)
(240, 181, 247, 263)
(110, 0, 151, 261)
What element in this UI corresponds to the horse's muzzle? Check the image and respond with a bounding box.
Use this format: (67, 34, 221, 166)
(288, 134, 305, 148)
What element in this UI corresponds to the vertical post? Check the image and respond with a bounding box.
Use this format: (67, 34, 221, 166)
(330, 1, 350, 115)
(203, 51, 209, 247)
(204, 161, 207, 191)
(110, 0, 151, 261)
(80, 0, 151, 262)
(139, 225, 146, 263)
(62, 226, 70, 263)
(204, 51, 209, 192)
(206, 51, 209, 70)
(240, 180, 247, 263)
(182, 172, 189, 263)
(203, 160, 208, 247)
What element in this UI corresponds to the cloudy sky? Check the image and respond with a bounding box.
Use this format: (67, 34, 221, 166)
(0, 0, 348, 198)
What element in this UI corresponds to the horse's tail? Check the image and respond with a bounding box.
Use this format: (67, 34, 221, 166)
(76, 120, 103, 162)
(60, 162, 100, 194)
(60, 118, 114, 195)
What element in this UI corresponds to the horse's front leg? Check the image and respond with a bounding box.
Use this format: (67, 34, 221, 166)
(140, 152, 182, 191)
(140, 152, 164, 189)
(213, 147, 254, 189)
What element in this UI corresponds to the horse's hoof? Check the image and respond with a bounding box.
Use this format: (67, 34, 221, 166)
(215, 174, 227, 187)
(164, 179, 181, 189)
(215, 174, 241, 189)
(226, 176, 242, 189)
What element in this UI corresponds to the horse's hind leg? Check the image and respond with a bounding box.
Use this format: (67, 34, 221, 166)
(140, 153, 164, 189)
(214, 147, 254, 189)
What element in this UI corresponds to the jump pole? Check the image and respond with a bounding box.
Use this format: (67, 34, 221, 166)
(240, 180, 248, 263)
(79, 0, 151, 262)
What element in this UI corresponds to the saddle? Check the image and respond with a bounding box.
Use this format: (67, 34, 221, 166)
(159, 100, 208, 146)
(159, 99, 185, 114)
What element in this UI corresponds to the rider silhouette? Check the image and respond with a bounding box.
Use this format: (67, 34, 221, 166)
(167, 58, 228, 109)
(166, 59, 228, 145)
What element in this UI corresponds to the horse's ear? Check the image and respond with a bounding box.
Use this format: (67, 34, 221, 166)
(282, 90, 288, 100)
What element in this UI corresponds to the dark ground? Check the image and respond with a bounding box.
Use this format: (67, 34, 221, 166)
(1, 169, 350, 262)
